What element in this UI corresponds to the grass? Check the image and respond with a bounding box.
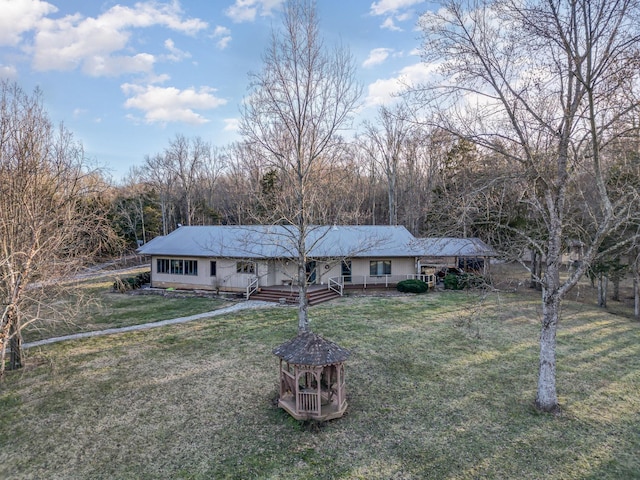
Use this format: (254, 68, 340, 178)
(22, 272, 231, 342)
(2, 271, 640, 479)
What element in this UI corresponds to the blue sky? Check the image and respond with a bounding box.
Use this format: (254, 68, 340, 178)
(0, 0, 434, 181)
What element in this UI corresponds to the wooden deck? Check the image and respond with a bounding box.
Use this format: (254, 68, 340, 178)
(250, 285, 340, 305)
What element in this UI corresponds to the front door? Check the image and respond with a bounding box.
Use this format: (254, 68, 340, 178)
(341, 260, 352, 282)
(306, 261, 317, 284)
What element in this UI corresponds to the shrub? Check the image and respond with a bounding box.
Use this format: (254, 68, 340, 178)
(443, 273, 463, 290)
(443, 273, 486, 290)
(397, 279, 429, 294)
(136, 271, 151, 284)
(113, 271, 151, 292)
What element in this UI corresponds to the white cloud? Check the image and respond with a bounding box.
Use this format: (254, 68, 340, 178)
(83, 53, 156, 77)
(0, 64, 18, 79)
(163, 38, 191, 62)
(213, 25, 232, 50)
(122, 84, 227, 125)
(370, 0, 425, 16)
(0, 0, 57, 46)
(214, 25, 231, 37)
(31, 2, 207, 76)
(370, 0, 424, 31)
(225, 0, 284, 23)
(365, 62, 436, 107)
(380, 17, 402, 31)
(216, 36, 232, 50)
(223, 118, 240, 132)
(363, 48, 394, 68)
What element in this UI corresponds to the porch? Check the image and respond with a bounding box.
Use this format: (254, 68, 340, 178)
(248, 273, 436, 305)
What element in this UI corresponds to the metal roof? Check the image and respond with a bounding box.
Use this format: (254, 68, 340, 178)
(273, 331, 350, 366)
(412, 237, 498, 257)
(137, 225, 497, 259)
(137, 225, 422, 259)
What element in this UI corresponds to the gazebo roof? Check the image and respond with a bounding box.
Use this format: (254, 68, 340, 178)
(273, 331, 350, 366)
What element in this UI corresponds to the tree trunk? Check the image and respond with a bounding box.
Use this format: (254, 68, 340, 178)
(612, 278, 619, 302)
(597, 274, 608, 308)
(9, 321, 23, 370)
(387, 167, 397, 226)
(0, 321, 9, 378)
(634, 265, 639, 321)
(530, 251, 542, 291)
(6, 305, 23, 371)
(297, 261, 309, 333)
(530, 250, 536, 288)
(536, 270, 560, 412)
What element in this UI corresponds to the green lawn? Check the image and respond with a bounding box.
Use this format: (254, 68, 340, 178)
(2, 289, 639, 479)
(22, 273, 230, 343)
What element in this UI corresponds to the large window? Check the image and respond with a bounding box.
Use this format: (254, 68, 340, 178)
(156, 258, 198, 276)
(157, 258, 170, 273)
(236, 261, 256, 274)
(369, 260, 391, 276)
(183, 260, 198, 276)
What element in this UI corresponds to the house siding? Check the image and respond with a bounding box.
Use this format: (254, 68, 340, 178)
(149, 255, 418, 292)
(151, 257, 259, 292)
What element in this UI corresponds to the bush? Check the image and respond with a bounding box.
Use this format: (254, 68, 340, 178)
(397, 279, 429, 294)
(443, 273, 463, 290)
(113, 271, 151, 292)
(443, 273, 486, 290)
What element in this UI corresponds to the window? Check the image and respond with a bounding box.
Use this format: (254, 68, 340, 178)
(170, 259, 183, 275)
(210, 261, 217, 277)
(184, 260, 198, 276)
(156, 258, 197, 276)
(369, 260, 391, 276)
(157, 258, 170, 274)
(236, 261, 256, 274)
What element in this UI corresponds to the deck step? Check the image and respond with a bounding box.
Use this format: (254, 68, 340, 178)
(250, 287, 340, 305)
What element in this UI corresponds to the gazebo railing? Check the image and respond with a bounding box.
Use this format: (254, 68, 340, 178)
(297, 391, 320, 414)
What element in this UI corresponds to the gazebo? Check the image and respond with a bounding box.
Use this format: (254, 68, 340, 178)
(273, 331, 350, 421)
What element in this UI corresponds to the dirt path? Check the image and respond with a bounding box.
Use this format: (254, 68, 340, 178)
(24, 300, 276, 349)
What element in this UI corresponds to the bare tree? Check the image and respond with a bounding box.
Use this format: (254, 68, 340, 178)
(361, 104, 414, 226)
(415, 0, 640, 411)
(143, 152, 175, 235)
(164, 134, 207, 227)
(0, 82, 117, 376)
(240, 0, 361, 332)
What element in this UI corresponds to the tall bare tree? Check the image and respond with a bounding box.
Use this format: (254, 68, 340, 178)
(0, 82, 116, 376)
(361, 104, 414, 226)
(240, 0, 361, 332)
(416, 0, 640, 411)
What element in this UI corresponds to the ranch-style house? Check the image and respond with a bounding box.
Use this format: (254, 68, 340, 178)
(137, 225, 496, 299)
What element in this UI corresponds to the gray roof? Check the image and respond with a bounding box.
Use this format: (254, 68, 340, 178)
(413, 237, 498, 257)
(273, 332, 350, 366)
(137, 225, 422, 259)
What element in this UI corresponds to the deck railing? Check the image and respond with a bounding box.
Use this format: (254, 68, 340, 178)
(245, 277, 259, 299)
(329, 273, 435, 289)
(328, 277, 344, 296)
